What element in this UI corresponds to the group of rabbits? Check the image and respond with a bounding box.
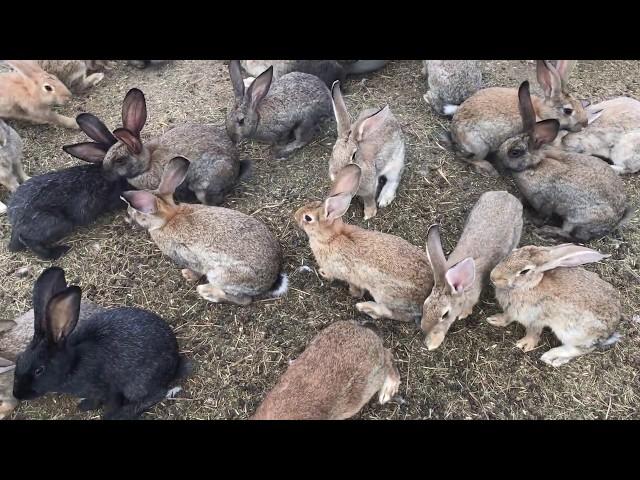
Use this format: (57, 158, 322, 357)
(0, 59, 636, 420)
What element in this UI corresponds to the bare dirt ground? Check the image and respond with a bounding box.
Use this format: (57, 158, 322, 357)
(1, 60, 638, 420)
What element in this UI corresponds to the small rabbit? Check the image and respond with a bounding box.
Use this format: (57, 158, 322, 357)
(445, 60, 587, 176)
(295, 164, 433, 323)
(422, 60, 483, 116)
(8, 119, 128, 259)
(561, 96, 640, 174)
(35, 60, 109, 93)
(488, 244, 622, 367)
(122, 156, 287, 305)
(251, 321, 400, 420)
(12, 266, 190, 420)
(127, 60, 170, 69)
(0, 119, 28, 215)
(496, 81, 630, 242)
(420, 191, 523, 350)
(227, 61, 333, 159)
(0, 60, 77, 129)
(0, 358, 17, 420)
(330, 81, 405, 219)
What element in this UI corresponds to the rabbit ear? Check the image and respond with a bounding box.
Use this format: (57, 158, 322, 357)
(46, 286, 81, 344)
(113, 128, 143, 155)
(62, 142, 108, 163)
(324, 164, 362, 220)
(539, 244, 609, 272)
(517, 81, 536, 134)
(6, 60, 41, 79)
(76, 113, 117, 146)
(229, 60, 245, 103)
(33, 267, 68, 339)
(331, 80, 351, 137)
(121, 191, 158, 214)
(532, 119, 560, 148)
(445, 257, 475, 295)
(247, 66, 273, 111)
(356, 106, 390, 141)
(554, 60, 576, 89)
(536, 60, 563, 99)
(587, 108, 604, 125)
(121, 88, 147, 136)
(426, 224, 447, 285)
(158, 156, 190, 197)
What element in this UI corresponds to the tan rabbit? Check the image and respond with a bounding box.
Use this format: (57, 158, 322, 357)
(35, 60, 110, 93)
(0, 358, 17, 420)
(0, 60, 77, 129)
(330, 80, 405, 219)
(420, 191, 523, 350)
(251, 321, 400, 420)
(488, 244, 622, 367)
(122, 157, 286, 305)
(295, 164, 433, 323)
(446, 60, 587, 176)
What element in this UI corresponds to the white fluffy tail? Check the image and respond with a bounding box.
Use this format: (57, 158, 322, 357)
(599, 332, 622, 348)
(442, 104, 459, 116)
(166, 387, 182, 399)
(269, 273, 289, 298)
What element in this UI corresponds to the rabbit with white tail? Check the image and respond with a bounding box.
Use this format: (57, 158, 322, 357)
(227, 61, 333, 159)
(330, 80, 405, 219)
(488, 244, 622, 367)
(252, 321, 400, 420)
(0, 119, 28, 215)
(12, 267, 190, 419)
(421, 191, 523, 350)
(0, 60, 77, 129)
(295, 164, 433, 323)
(445, 60, 587, 176)
(122, 157, 287, 306)
(496, 81, 631, 242)
(422, 60, 483, 116)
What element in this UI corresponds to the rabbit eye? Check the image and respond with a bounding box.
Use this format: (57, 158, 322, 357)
(441, 310, 449, 320)
(518, 268, 531, 276)
(238, 117, 245, 126)
(509, 148, 524, 158)
(44, 84, 53, 92)
(304, 214, 313, 223)
(34, 366, 45, 377)
(563, 107, 573, 115)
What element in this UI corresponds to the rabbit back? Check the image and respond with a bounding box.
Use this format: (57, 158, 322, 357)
(0, 119, 24, 191)
(425, 60, 482, 113)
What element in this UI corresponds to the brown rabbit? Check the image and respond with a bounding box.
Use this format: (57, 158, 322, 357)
(251, 321, 400, 420)
(295, 164, 433, 323)
(35, 60, 112, 93)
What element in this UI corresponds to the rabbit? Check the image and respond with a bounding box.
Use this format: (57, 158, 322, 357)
(487, 244, 622, 367)
(0, 60, 77, 129)
(495, 81, 631, 242)
(444, 60, 587, 177)
(295, 164, 433, 323)
(329, 80, 405, 219)
(122, 156, 287, 306)
(0, 119, 28, 215)
(560, 96, 640, 174)
(12, 266, 190, 420)
(227, 61, 333, 159)
(35, 60, 108, 93)
(72, 88, 248, 205)
(7, 116, 129, 259)
(0, 358, 17, 420)
(420, 191, 523, 350)
(251, 321, 400, 420)
(127, 60, 170, 69)
(422, 60, 483, 116)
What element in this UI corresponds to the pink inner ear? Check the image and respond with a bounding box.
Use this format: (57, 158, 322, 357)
(445, 258, 475, 293)
(123, 191, 157, 214)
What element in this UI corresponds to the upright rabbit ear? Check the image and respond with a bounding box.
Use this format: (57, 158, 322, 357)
(247, 66, 273, 111)
(229, 60, 245, 103)
(426, 224, 447, 286)
(532, 119, 560, 147)
(324, 164, 362, 220)
(331, 80, 351, 137)
(121, 191, 158, 214)
(6, 60, 41, 79)
(62, 142, 108, 163)
(76, 113, 117, 146)
(121, 88, 147, 136)
(46, 286, 81, 344)
(32, 267, 67, 339)
(158, 156, 190, 197)
(445, 257, 475, 295)
(554, 60, 576, 90)
(113, 128, 143, 155)
(536, 60, 563, 99)
(517, 81, 536, 135)
(539, 244, 609, 272)
(356, 106, 391, 141)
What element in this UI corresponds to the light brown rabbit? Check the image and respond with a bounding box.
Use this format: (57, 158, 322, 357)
(35, 60, 112, 93)
(330, 80, 405, 219)
(251, 321, 400, 420)
(0, 60, 77, 129)
(295, 164, 433, 323)
(446, 60, 587, 176)
(0, 358, 17, 420)
(122, 157, 286, 305)
(488, 244, 622, 367)
(420, 191, 523, 350)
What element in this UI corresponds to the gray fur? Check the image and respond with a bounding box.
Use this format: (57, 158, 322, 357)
(0, 119, 28, 215)
(422, 60, 483, 116)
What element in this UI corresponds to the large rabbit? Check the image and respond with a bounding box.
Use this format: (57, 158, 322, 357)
(0, 60, 77, 129)
(422, 60, 483, 116)
(35, 60, 112, 93)
(252, 321, 400, 420)
(445, 60, 587, 176)
(330, 80, 405, 219)
(122, 157, 287, 305)
(226, 61, 333, 159)
(496, 81, 630, 242)
(560, 96, 640, 174)
(0, 119, 28, 215)
(420, 191, 523, 350)
(295, 164, 433, 323)
(12, 267, 190, 420)
(488, 244, 622, 367)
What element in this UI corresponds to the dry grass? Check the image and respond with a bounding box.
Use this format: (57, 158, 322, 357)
(1, 60, 639, 420)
